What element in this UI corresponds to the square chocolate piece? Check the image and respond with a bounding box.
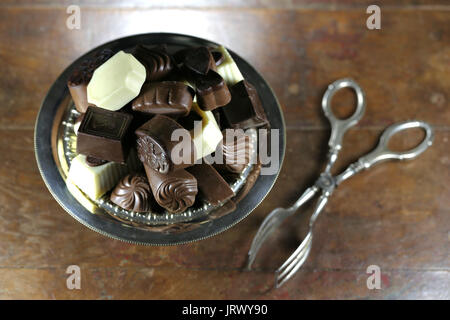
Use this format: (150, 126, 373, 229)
(77, 106, 133, 163)
(222, 80, 268, 129)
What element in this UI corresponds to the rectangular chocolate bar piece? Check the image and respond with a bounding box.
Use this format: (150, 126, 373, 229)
(132, 81, 193, 117)
(187, 164, 234, 206)
(77, 106, 133, 163)
(135, 115, 196, 174)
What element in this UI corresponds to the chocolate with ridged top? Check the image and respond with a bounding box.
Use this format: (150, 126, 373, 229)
(110, 174, 153, 212)
(130, 45, 173, 81)
(135, 115, 196, 174)
(221, 80, 268, 129)
(195, 71, 231, 111)
(186, 164, 234, 206)
(132, 81, 193, 117)
(144, 165, 197, 214)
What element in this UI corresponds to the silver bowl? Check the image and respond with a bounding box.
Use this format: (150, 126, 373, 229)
(34, 33, 285, 245)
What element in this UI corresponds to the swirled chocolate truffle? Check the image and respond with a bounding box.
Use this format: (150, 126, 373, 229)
(110, 174, 153, 212)
(144, 165, 198, 214)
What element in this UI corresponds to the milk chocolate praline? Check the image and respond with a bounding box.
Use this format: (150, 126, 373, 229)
(195, 71, 231, 111)
(130, 45, 174, 81)
(110, 174, 153, 212)
(144, 165, 198, 214)
(132, 81, 194, 117)
(135, 115, 196, 174)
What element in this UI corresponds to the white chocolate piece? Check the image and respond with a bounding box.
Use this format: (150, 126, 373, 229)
(215, 46, 244, 85)
(68, 154, 129, 200)
(66, 178, 98, 212)
(190, 102, 223, 160)
(87, 51, 146, 111)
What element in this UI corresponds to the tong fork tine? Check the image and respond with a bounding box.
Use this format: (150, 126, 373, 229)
(275, 194, 329, 288)
(275, 233, 313, 288)
(246, 186, 318, 270)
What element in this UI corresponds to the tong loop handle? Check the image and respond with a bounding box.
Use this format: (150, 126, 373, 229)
(322, 78, 366, 152)
(359, 120, 434, 169)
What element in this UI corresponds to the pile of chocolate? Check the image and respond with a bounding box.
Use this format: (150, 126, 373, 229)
(66, 44, 268, 216)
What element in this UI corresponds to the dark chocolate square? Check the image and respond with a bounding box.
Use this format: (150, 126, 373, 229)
(81, 107, 129, 139)
(222, 80, 268, 129)
(77, 106, 133, 163)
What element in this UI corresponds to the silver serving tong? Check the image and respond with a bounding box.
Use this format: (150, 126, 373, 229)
(246, 78, 434, 288)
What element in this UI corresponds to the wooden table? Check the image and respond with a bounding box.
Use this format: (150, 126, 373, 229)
(0, 1, 448, 299)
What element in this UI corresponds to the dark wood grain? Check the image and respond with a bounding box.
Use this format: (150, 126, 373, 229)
(0, 3, 448, 299)
(0, 267, 448, 299)
(1, 1, 449, 8)
(0, 8, 448, 129)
